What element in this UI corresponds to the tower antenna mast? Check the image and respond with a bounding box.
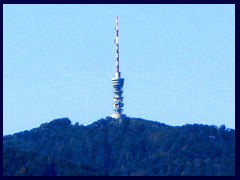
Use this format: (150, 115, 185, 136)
(116, 16, 120, 73)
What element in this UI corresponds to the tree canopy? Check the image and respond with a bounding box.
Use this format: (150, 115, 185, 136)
(3, 117, 235, 176)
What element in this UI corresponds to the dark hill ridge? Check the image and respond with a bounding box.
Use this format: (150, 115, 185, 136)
(3, 117, 235, 176)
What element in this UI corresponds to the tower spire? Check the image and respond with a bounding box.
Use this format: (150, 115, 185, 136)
(116, 16, 119, 74)
(111, 16, 126, 119)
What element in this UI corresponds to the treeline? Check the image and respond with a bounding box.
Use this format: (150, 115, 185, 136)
(3, 117, 235, 176)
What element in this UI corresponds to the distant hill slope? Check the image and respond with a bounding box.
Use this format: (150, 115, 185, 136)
(3, 117, 235, 176)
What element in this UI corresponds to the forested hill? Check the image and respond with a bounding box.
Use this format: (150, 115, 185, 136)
(3, 117, 235, 176)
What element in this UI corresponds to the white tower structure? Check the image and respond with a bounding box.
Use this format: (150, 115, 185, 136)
(111, 16, 126, 119)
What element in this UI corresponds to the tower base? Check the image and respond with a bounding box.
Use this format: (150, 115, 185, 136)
(111, 113, 126, 119)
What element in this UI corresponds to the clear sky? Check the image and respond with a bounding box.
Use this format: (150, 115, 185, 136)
(3, 4, 235, 135)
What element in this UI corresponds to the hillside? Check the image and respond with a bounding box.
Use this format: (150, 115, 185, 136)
(3, 117, 235, 176)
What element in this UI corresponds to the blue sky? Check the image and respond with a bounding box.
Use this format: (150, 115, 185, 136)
(3, 4, 235, 135)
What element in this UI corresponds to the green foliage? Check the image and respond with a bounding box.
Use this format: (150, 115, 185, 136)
(3, 117, 235, 176)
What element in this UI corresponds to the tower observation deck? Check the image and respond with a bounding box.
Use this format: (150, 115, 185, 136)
(111, 16, 126, 119)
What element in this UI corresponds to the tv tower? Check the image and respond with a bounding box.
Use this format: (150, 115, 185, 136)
(111, 16, 126, 119)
